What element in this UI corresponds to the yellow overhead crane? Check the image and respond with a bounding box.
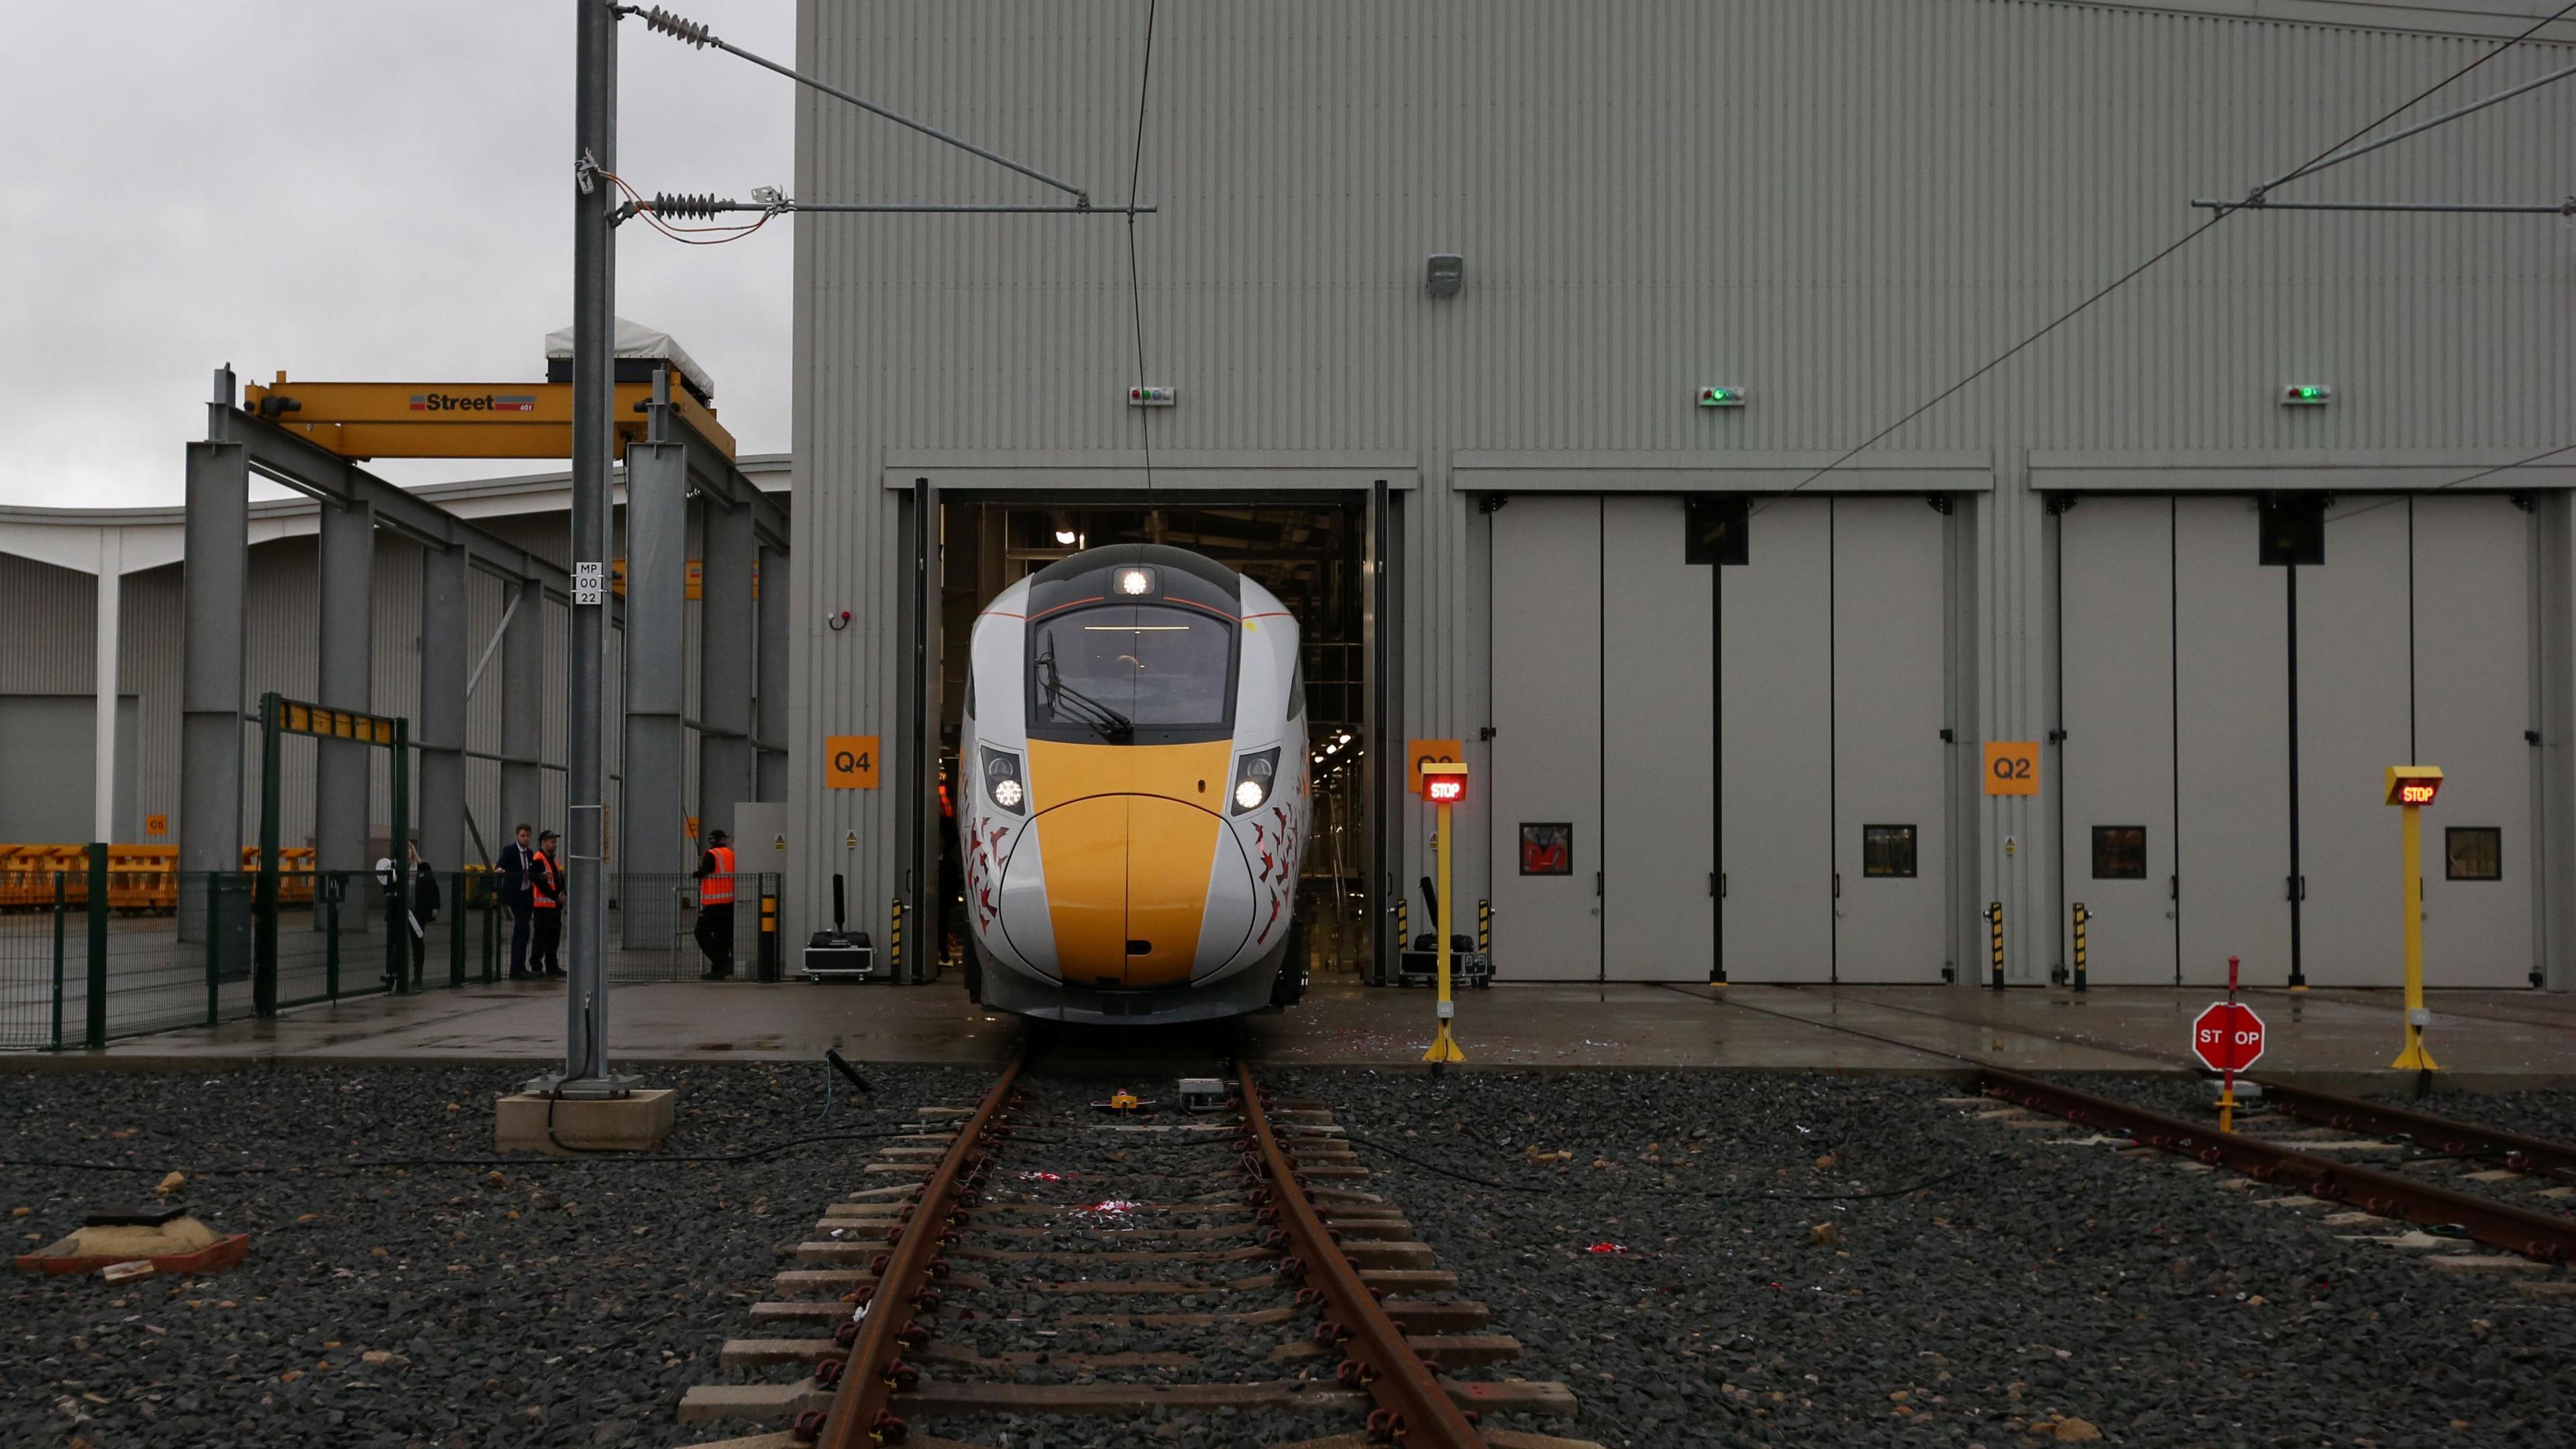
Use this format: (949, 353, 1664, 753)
(241, 372, 735, 461)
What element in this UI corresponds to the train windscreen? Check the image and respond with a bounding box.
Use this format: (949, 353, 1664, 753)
(1031, 604, 1236, 736)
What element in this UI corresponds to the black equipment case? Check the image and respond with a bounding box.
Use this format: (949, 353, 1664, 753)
(802, 873, 874, 981)
(1396, 874, 1492, 988)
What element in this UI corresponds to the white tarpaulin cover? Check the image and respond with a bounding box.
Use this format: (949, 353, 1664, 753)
(543, 318, 715, 398)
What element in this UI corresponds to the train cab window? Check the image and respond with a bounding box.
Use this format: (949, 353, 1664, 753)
(2447, 827, 2502, 881)
(1287, 656, 1305, 719)
(1862, 824, 1917, 878)
(2092, 826, 2147, 879)
(1030, 604, 1236, 739)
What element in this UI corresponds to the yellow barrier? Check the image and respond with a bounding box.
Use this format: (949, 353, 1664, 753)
(0, 843, 325, 913)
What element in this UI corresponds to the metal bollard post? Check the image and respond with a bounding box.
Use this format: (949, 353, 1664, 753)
(1986, 900, 2006, 991)
(2071, 903, 2088, 993)
(450, 872, 467, 989)
(890, 897, 904, 984)
(759, 886, 780, 982)
(1477, 899, 1491, 965)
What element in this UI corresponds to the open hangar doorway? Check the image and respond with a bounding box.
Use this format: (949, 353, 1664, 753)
(910, 492, 1391, 994)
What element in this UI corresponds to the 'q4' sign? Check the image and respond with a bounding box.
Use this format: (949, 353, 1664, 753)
(2190, 1001, 2266, 1074)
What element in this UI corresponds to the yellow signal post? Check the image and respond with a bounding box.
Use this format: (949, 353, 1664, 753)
(1419, 763, 1469, 1067)
(2384, 765, 2445, 1073)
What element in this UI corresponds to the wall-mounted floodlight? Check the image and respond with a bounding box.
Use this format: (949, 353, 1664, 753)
(1697, 386, 1748, 408)
(2282, 384, 2333, 407)
(1425, 254, 1464, 297)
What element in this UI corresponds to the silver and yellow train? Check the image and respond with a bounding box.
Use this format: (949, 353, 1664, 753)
(956, 545, 1311, 1022)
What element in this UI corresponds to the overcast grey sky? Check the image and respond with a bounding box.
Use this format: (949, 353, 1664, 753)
(0, 1, 796, 506)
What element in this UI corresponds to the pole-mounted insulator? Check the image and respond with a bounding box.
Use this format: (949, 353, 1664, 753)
(648, 193, 737, 221)
(635, 5, 714, 48)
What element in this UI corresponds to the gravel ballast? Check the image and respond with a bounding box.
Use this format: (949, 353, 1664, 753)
(2, 1063, 991, 1449)
(8, 1063, 2575, 1448)
(1268, 1067, 2576, 1449)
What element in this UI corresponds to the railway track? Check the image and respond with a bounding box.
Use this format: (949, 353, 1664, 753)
(678, 1059, 1597, 1449)
(1698, 988, 2576, 1271)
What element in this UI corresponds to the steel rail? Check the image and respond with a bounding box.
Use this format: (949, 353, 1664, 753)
(2255, 1080, 2576, 1183)
(813, 1059, 1023, 1448)
(1234, 1063, 1485, 1448)
(1978, 1067, 2576, 1264)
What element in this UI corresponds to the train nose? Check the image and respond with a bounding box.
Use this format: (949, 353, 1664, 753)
(1023, 795, 1224, 989)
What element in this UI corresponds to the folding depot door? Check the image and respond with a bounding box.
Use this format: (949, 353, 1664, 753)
(2058, 492, 2538, 988)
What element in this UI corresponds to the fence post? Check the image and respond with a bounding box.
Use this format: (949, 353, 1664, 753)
(325, 878, 341, 1002)
(482, 881, 498, 983)
(51, 871, 66, 1051)
(450, 871, 466, 988)
(256, 691, 280, 998)
(85, 844, 107, 1049)
(205, 877, 224, 1028)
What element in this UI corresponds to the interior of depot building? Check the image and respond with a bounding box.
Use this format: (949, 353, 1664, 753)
(932, 499, 1378, 981)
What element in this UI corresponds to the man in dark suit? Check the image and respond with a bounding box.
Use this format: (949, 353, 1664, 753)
(498, 823, 538, 980)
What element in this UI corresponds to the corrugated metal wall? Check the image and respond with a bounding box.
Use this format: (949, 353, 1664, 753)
(792, 0, 2576, 945)
(3, 516, 598, 861)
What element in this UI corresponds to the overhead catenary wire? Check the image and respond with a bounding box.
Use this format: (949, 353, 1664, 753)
(1754, 0, 2576, 515)
(2323, 441, 2576, 527)
(623, 3, 1092, 206)
(1125, 0, 1163, 496)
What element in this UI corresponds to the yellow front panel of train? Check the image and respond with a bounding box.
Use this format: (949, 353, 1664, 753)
(1124, 797, 1222, 987)
(1028, 740, 1230, 988)
(1031, 796, 1130, 987)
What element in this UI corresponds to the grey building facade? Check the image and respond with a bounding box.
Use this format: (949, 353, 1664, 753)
(0, 460, 790, 877)
(789, 0, 2576, 989)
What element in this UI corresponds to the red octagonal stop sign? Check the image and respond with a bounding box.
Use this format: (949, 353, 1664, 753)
(2192, 1001, 2266, 1073)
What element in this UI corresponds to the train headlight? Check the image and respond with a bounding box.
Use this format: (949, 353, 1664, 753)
(1114, 566, 1157, 596)
(1230, 748, 1280, 815)
(981, 747, 1026, 815)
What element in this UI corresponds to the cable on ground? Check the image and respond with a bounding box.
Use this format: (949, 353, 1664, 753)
(1336, 1130, 2004, 1202)
(1, 1124, 935, 1177)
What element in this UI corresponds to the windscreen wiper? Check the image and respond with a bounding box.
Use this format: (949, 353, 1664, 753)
(1035, 650, 1134, 742)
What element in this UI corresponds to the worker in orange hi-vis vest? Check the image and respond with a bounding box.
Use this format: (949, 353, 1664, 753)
(694, 829, 738, 980)
(528, 830, 566, 979)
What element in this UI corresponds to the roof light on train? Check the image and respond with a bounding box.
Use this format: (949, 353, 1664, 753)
(1114, 566, 1156, 596)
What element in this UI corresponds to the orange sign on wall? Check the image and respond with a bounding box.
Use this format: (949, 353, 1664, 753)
(1984, 741, 2040, 797)
(826, 735, 882, 790)
(144, 814, 168, 838)
(1407, 739, 1464, 795)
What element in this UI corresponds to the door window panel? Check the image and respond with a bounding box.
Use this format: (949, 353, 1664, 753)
(1861, 824, 1917, 878)
(2092, 826, 2147, 880)
(2445, 826, 2502, 882)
